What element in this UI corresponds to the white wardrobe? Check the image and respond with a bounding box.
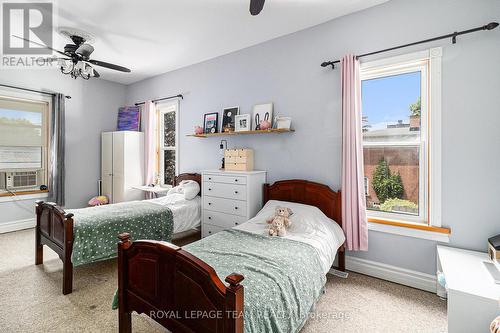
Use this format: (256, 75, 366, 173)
(101, 131, 144, 203)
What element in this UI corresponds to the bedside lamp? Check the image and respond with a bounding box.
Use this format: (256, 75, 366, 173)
(219, 140, 227, 170)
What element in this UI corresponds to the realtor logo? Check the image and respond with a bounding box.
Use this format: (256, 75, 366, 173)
(2, 2, 53, 54)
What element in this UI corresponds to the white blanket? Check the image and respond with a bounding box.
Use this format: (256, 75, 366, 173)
(148, 193, 201, 234)
(234, 200, 345, 275)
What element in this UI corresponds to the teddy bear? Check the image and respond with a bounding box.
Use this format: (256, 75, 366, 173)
(267, 206, 292, 237)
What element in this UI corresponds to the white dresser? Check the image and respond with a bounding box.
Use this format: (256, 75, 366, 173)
(201, 170, 266, 238)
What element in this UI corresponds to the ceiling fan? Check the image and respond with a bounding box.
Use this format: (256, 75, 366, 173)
(13, 28, 131, 80)
(250, 0, 265, 15)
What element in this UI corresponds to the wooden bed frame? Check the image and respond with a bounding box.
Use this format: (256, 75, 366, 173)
(117, 179, 344, 333)
(34, 173, 202, 295)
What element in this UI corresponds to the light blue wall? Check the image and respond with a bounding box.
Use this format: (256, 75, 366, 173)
(126, 0, 500, 275)
(0, 70, 126, 227)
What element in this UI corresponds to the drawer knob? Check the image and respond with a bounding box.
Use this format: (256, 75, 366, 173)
(234, 191, 238, 194)
(208, 188, 212, 191)
(208, 202, 212, 205)
(208, 216, 212, 220)
(235, 179, 238, 182)
(235, 222, 239, 225)
(208, 231, 212, 234)
(234, 207, 238, 210)
(208, 177, 212, 180)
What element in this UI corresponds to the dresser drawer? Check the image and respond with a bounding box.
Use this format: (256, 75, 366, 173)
(203, 182, 247, 200)
(203, 196, 247, 217)
(225, 163, 252, 171)
(202, 223, 226, 238)
(225, 148, 252, 157)
(226, 156, 249, 163)
(204, 174, 247, 185)
(203, 210, 247, 229)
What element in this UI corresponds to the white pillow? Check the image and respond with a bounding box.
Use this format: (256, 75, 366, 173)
(252, 200, 344, 240)
(181, 180, 200, 200)
(167, 180, 200, 200)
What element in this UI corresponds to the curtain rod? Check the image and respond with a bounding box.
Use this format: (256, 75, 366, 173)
(320, 22, 499, 69)
(134, 94, 183, 106)
(0, 83, 71, 99)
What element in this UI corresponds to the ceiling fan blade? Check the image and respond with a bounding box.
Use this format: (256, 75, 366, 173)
(44, 57, 71, 62)
(11, 35, 68, 56)
(87, 59, 131, 72)
(250, 0, 265, 15)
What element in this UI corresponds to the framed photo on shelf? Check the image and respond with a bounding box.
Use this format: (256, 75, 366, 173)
(274, 116, 292, 130)
(203, 112, 219, 134)
(235, 114, 251, 132)
(221, 106, 239, 132)
(252, 103, 273, 130)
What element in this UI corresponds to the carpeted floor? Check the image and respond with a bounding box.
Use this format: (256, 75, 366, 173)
(0, 228, 447, 332)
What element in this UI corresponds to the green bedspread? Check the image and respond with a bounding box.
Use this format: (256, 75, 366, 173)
(68, 201, 173, 266)
(184, 229, 326, 333)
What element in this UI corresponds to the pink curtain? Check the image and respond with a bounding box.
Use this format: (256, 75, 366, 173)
(341, 54, 368, 251)
(143, 101, 156, 198)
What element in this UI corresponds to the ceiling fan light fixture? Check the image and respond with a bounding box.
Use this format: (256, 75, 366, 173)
(83, 63, 95, 76)
(57, 59, 97, 80)
(59, 59, 73, 74)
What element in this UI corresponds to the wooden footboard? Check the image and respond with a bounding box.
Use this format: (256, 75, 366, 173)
(35, 200, 74, 295)
(117, 233, 244, 333)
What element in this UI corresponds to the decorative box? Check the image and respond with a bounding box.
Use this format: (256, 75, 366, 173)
(224, 149, 254, 171)
(488, 234, 500, 261)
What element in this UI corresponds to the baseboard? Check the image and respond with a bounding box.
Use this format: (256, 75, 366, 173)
(0, 218, 35, 234)
(338, 256, 436, 293)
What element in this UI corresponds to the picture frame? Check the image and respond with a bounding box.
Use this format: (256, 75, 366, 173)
(221, 106, 240, 132)
(117, 106, 141, 131)
(274, 116, 292, 130)
(203, 112, 219, 134)
(235, 114, 251, 132)
(252, 103, 273, 130)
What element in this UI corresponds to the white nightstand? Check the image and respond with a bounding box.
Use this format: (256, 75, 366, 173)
(201, 170, 266, 238)
(437, 245, 500, 332)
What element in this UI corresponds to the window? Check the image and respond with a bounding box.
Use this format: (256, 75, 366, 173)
(0, 91, 50, 193)
(360, 48, 442, 227)
(158, 101, 179, 186)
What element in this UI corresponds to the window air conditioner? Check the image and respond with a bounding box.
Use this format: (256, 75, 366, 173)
(4, 171, 38, 190)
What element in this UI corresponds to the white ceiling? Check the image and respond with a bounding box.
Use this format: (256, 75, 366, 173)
(54, 0, 387, 85)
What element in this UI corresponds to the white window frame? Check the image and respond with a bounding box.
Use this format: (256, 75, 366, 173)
(0, 87, 52, 196)
(157, 100, 179, 186)
(360, 47, 442, 229)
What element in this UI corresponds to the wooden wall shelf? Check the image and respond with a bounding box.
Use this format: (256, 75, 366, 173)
(187, 128, 294, 138)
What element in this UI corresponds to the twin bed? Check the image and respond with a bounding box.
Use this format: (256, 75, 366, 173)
(117, 179, 346, 333)
(35, 173, 202, 294)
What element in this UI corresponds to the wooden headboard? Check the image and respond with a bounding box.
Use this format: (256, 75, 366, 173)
(263, 179, 342, 227)
(173, 173, 202, 188)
